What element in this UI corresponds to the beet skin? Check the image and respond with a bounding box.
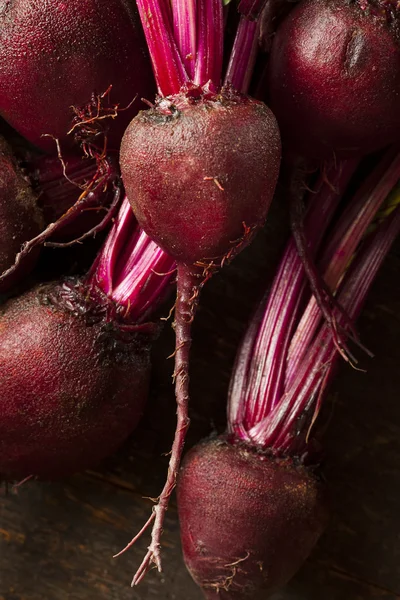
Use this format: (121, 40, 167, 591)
(0, 0, 154, 152)
(0, 281, 154, 480)
(268, 0, 400, 159)
(120, 92, 281, 264)
(177, 438, 327, 599)
(0, 136, 43, 288)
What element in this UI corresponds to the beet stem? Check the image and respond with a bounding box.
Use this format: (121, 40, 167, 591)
(229, 153, 400, 450)
(287, 149, 400, 384)
(135, 0, 188, 95)
(171, 0, 197, 78)
(130, 263, 200, 584)
(290, 171, 361, 363)
(224, 16, 259, 93)
(87, 197, 175, 321)
(87, 197, 138, 295)
(245, 184, 400, 450)
(270, 202, 400, 452)
(194, 0, 224, 87)
(228, 158, 358, 436)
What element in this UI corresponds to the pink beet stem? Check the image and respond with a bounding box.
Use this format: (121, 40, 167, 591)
(171, 0, 198, 78)
(286, 149, 400, 386)
(267, 203, 400, 453)
(135, 0, 188, 96)
(194, 0, 224, 87)
(229, 152, 400, 453)
(224, 16, 259, 93)
(228, 159, 358, 439)
(88, 197, 175, 322)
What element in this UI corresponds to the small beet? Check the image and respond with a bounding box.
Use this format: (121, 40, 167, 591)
(177, 438, 327, 599)
(120, 90, 281, 264)
(268, 0, 400, 159)
(0, 136, 43, 289)
(0, 0, 155, 153)
(0, 280, 154, 480)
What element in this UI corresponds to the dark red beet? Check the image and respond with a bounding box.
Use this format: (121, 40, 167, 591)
(120, 90, 281, 263)
(0, 0, 155, 153)
(0, 136, 43, 289)
(0, 280, 154, 479)
(177, 438, 327, 599)
(268, 0, 400, 159)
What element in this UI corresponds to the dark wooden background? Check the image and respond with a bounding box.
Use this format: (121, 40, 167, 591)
(1, 195, 400, 600)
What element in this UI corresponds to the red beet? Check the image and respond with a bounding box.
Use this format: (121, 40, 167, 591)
(177, 438, 327, 599)
(0, 280, 154, 479)
(268, 0, 400, 159)
(0, 0, 155, 153)
(120, 90, 281, 264)
(0, 136, 43, 289)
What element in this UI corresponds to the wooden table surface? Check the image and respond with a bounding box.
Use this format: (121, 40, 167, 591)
(1, 199, 400, 600)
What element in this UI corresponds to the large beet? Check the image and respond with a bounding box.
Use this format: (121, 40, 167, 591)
(177, 438, 327, 599)
(268, 0, 400, 159)
(0, 280, 154, 479)
(120, 91, 281, 264)
(0, 0, 155, 153)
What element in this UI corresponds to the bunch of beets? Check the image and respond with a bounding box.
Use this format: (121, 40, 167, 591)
(0, 0, 399, 598)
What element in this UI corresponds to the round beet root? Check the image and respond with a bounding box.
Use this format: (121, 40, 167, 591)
(0, 136, 43, 289)
(0, 0, 155, 153)
(268, 0, 400, 159)
(177, 438, 327, 599)
(120, 91, 281, 264)
(0, 280, 154, 480)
